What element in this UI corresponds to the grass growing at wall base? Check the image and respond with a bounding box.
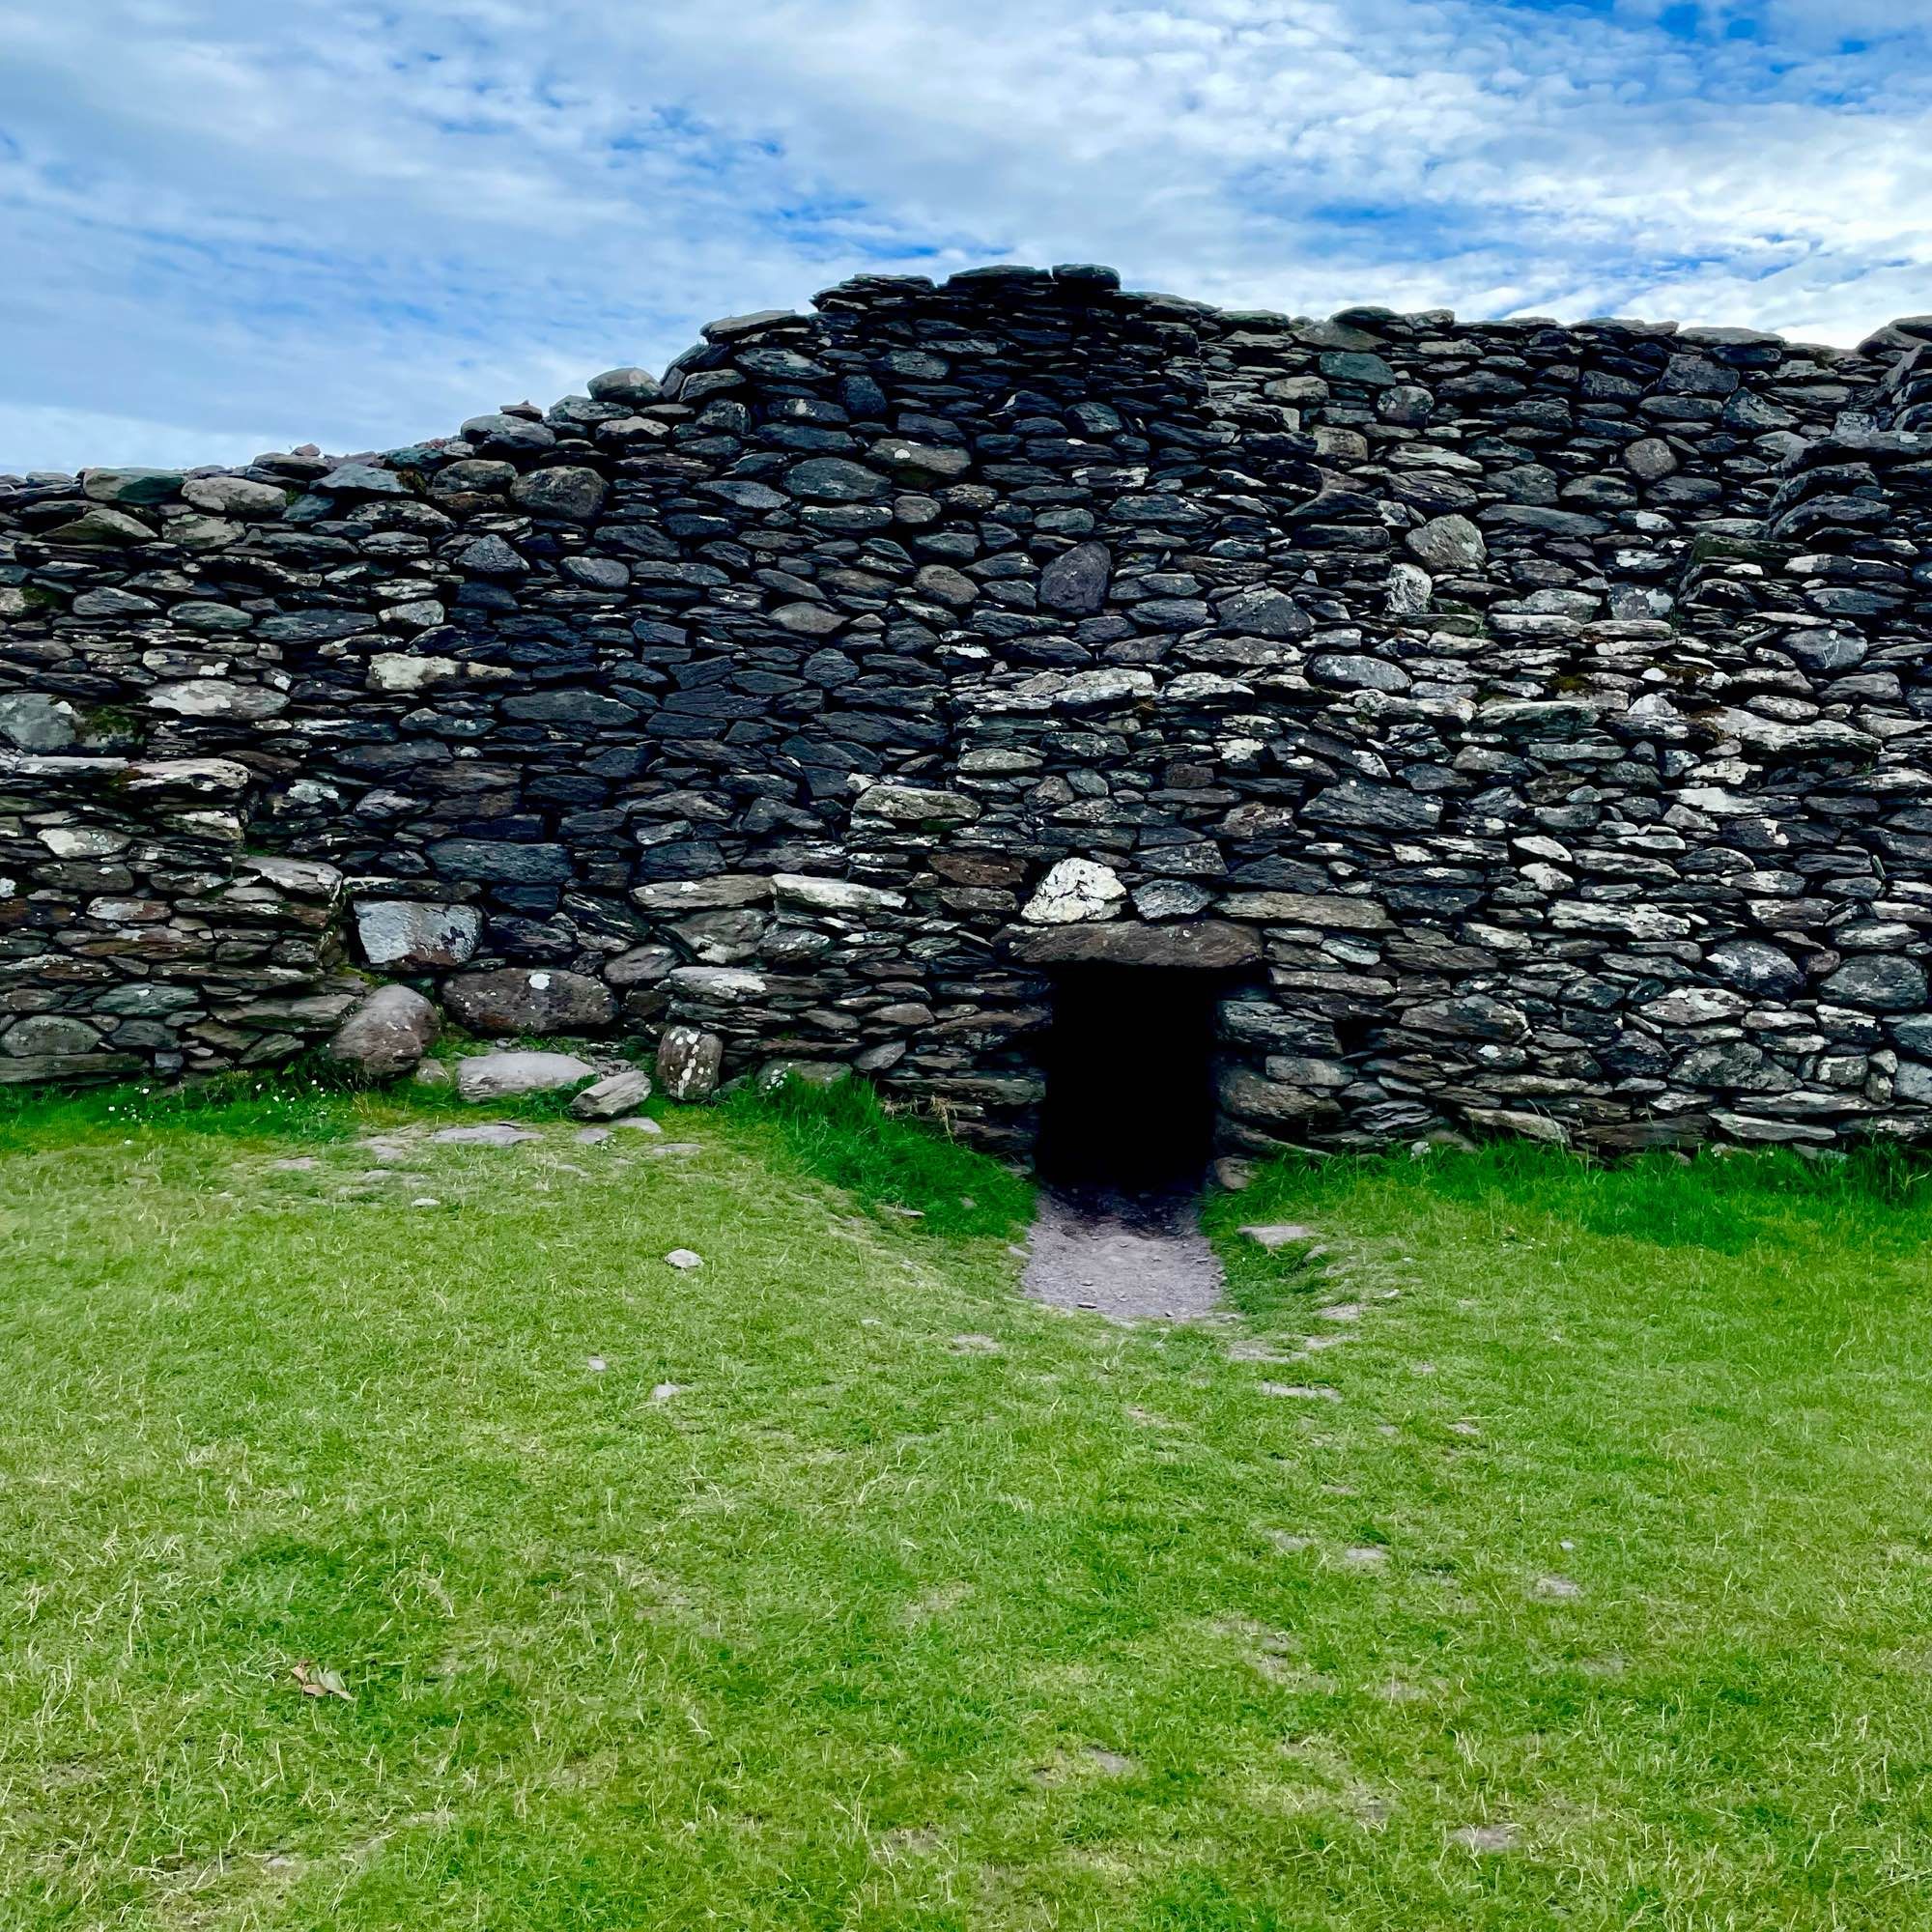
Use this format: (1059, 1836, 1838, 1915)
(724, 1072, 1035, 1239)
(4, 1077, 1932, 1929)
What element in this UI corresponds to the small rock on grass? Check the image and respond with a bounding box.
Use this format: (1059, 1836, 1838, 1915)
(651, 1381, 685, 1402)
(664, 1248, 703, 1270)
(433, 1122, 538, 1147)
(569, 1067, 652, 1121)
(1260, 1381, 1341, 1401)
(613, 1115, 664, 1135)
(456, 1050, 597, 1103)
(1240, 1223, 1320, 1249)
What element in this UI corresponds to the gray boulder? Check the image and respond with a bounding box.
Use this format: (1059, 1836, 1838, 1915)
(327, 985, 440, 1080)
(443, 967, 616, 1035)
(457, 1050, 598, 1103)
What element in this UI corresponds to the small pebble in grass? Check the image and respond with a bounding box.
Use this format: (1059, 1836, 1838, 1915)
(1260, 1382, 1342, 1402)
(1536, 1575, 1583, 1600)
(1343, 1546, 1389, 1568)
(664, 1249, 703, 1270)
(613, 1116, 664, 1135)
(1086, 1747, 1135, 1776)
(574, 1127, 611, 1146)
(650, 1381, 685, 1402)
(411, 1197, 440, 1208)
(587, 1355, 608, 1373)
(1319, 1302, 1364, 1322)
(1448, 1419, 1481, 1437)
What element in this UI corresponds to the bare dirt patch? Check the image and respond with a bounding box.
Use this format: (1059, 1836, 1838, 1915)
(1021, 1185, 1226, 1322)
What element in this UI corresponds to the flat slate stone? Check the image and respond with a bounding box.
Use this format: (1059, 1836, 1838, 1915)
(1003, 921, 1262, 971)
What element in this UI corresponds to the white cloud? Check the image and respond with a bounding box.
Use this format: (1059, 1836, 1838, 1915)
(0, 0, 1926, 468)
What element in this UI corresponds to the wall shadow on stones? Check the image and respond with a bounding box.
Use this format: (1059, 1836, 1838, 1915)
(1035, 966, 1223, 1192)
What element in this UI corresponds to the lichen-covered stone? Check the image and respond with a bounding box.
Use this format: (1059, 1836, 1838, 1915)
(327, 983, 440, 1080)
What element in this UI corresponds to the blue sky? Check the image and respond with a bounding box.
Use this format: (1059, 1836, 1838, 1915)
(1, 0, 1928, 469)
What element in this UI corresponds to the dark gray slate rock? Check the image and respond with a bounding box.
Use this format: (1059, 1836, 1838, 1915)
(1038, 541, 1112, 614)
(444, 968, 616, 1035)
(510, 466, 608, 522)
(1003, 922, 1262, 971)
(1821, 955, 1928, 1012)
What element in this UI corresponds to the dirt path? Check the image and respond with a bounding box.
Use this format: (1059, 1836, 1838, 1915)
(1021, 1184, 1227, 1323)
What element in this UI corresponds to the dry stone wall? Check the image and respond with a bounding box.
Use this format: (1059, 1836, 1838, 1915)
(3, 264, 1931, 1154)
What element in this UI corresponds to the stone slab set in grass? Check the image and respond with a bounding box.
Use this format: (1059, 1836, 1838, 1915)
(2, 270, 1930, 1155)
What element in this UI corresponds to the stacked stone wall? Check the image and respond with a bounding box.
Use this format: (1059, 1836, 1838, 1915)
(3, 265, 1929, 1152)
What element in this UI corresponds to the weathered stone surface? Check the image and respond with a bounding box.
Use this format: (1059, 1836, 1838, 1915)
(0, 695, 80, 751)
(1821, 955, 1928, 1012)
(1038, 541, 1112, 614)
(569, 1068, 653, 1120)
(183, 474, 289, 517)
(353, 899, 483, 972)
(587, 365, 662, 404)
(443, 968, 616, 1035)
(327, 984, 440, 1080)
(1004, 922, 1263, 970)
(657, 1026, 724, 1101)
(456, 1050, 598, 1102)
(510, 466, 607, 522)
(852, 784, 980, 827)
(81, 468, 184, 505)
(1406, 514, 1486, 572)
(4, 266, 1931, 1160)
(756, 1058, 853, 1093)
(1022, 858, 1126, 924)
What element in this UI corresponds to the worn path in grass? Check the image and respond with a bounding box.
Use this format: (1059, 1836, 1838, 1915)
(1022, 1183, 1227, 1322)
(4, 1076, 1932, 1930)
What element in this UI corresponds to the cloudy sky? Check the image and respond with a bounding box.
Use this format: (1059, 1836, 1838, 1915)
(2, 0, 1928, 470)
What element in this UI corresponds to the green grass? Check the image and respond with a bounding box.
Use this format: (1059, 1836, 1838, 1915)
(3, 1081, 1932, 1929)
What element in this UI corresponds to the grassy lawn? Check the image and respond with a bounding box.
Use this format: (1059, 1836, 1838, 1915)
(3, 1074, 1931, 1929)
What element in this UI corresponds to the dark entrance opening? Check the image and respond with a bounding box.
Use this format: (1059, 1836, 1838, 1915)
(1035, 966, 1221, 1194)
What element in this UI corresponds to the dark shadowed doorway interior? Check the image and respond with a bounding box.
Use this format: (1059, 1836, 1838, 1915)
(1035, 966, 1220, 1194)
